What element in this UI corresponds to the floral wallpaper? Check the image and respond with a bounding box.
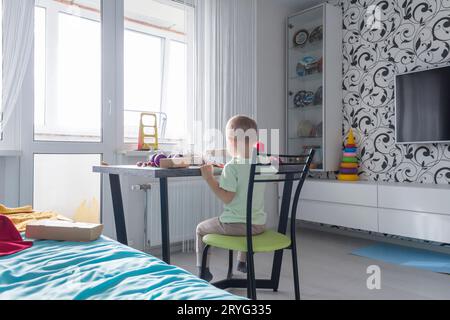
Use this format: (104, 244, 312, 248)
(335, 0, 450, 184)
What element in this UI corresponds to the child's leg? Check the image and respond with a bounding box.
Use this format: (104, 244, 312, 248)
(196, 217, 227, 268)
(221, 224, 266, 264)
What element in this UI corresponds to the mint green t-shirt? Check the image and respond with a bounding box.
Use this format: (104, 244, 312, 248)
(219, 157, 266, 226)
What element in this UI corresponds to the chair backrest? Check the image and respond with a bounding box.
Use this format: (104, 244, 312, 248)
(245, 149, 315, 252)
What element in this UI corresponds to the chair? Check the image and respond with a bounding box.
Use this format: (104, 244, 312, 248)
(200, 149, 315, 300)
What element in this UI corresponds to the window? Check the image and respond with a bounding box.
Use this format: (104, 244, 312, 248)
(33, 154, 101, 223)
(124, 31, 163, 140)
(124, 0, 192, 144)
(165, 40, 187, 140)
(34, 0, 101, 142)
(33, 0, 193, 144)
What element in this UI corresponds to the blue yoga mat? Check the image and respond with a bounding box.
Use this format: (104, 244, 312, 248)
(352, 243, 450, 274)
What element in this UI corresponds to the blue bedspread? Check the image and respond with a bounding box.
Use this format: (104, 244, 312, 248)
(0, 236, 242, 300)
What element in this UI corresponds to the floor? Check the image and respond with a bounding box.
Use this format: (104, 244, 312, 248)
(171, 227, 450, 300)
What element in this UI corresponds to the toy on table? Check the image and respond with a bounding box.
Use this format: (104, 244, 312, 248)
(255, 142, 265, 153)
(203, 149, 228, 169)
(136, 153, 192, 169)
(138, 113, 159, 151)
(338, 129, 360, 182)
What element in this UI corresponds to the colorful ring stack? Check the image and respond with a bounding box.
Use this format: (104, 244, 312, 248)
(338, 129, 359, 182)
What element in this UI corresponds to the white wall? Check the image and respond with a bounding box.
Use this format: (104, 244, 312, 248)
(256, 0, 309, 227)
(0, 159, 5, 203)
(0, 156, 20, 207)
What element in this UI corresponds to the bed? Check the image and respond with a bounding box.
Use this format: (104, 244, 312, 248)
(0, 236, 243, 300)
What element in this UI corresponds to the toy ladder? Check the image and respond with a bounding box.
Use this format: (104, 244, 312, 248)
(138, 113, 159, 151)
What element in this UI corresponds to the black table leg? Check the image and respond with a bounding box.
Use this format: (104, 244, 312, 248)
(160, 177, 171, 264)
(109, 174, 128, 246)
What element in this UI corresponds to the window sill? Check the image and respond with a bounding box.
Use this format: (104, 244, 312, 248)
(119, 139, 190, 157)
(116, 150, 153, 157)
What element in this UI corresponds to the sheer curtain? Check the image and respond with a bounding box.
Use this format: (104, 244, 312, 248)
(178, 0, 258, 251)
(0, 0, 34, 138)
(192, 0, 257, 152)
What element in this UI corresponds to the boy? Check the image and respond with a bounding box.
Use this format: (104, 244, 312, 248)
(198, 115, 266, 281)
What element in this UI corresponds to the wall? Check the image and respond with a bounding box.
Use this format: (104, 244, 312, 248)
(256, 0, 311, 227)
(0, 156, 20, 207)
(258, 0, 450, 232)
(339, 0, 450, 184)
(0, 159, 5, 203)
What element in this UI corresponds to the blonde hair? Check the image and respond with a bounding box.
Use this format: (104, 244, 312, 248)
(226, 115, 258, 134)
(226, 116, 258, 157)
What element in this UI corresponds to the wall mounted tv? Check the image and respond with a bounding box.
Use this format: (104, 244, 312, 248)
(395, 65, 450, 144)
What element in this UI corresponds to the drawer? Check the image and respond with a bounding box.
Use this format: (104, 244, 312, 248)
(298, 200, 378, 232)
(379, 209, 450, 244)
(299, 180, 378, 207)
(378, 184, 450, 216)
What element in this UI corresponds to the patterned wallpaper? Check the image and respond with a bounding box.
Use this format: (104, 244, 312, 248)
(334, 0, 450, 184)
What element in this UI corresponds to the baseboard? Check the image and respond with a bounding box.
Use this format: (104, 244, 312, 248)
(145, 239, 196, 257)
(297, 220, 450, 255)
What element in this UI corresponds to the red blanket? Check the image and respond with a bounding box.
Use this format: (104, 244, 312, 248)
(0, 215, 33, 257)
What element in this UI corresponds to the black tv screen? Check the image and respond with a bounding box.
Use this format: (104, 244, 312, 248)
(396, 66, 450, 144)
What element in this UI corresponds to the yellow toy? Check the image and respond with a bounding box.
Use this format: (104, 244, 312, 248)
(138, 113, 159, 151)
(338, 129, 360, 182)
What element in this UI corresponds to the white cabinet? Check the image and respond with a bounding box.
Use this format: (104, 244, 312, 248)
(286, 3, 342, 171)
(378, 183, 450, 215)
(298, 180, 378, 231)
(299, 201, 379, 232)
(378, 209, 450, 244)
(280, 179, 450, 243)
(377, 183, 450, 243)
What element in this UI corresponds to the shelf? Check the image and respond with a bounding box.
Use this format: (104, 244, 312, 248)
(289, 137, 323, 139)
(286, 3, 342, 172)
(289, 73, 322, 81)
(289, 42, 323, 52)
(288, 105, 322, 111)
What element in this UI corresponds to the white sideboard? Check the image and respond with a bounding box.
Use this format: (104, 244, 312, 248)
(279, 179, 450, 243)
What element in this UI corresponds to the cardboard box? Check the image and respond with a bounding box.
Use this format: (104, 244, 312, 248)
(159, 157, 191, 169)
(26, 220, 103, 242)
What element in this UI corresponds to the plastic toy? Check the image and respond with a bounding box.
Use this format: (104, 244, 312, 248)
(154, 154, 168, 167)
(255, 142, 265, 153)
(138, 113, 159, 151)
(338, 129, 360, 182)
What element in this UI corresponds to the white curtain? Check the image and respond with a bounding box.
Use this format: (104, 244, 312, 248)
(177, 0, 258, 251)
(0, 0, 34, 136)
(193, 0, 257, 152)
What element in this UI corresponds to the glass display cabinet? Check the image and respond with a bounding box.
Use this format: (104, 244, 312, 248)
(286, 3, 342, 171)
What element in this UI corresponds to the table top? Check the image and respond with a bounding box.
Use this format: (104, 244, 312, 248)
(93, 165, 222, 179)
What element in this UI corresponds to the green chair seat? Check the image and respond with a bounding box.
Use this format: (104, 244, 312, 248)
(202, 230, 291, 253)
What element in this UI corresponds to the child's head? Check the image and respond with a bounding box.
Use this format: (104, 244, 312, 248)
(226, 115, 258, 158)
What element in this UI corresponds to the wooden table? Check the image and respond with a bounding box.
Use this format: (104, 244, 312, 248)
(93, 165, 221, 264)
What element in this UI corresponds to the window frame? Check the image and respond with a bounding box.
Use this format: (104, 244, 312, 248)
(18, 0, 196, 207)
(34, 0, 103, 142)
(33, 0, 194, 146)
(122, 4, 193, 146)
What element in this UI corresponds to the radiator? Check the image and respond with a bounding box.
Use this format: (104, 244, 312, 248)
(146, 178, 222, 250)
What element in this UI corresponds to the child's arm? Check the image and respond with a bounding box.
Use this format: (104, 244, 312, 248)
(200, 165, 236, 204)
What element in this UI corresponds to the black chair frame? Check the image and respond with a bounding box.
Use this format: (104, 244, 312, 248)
(201, 149, 315, 300)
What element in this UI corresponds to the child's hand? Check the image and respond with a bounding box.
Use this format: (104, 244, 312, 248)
(200, 164, 214, 181)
